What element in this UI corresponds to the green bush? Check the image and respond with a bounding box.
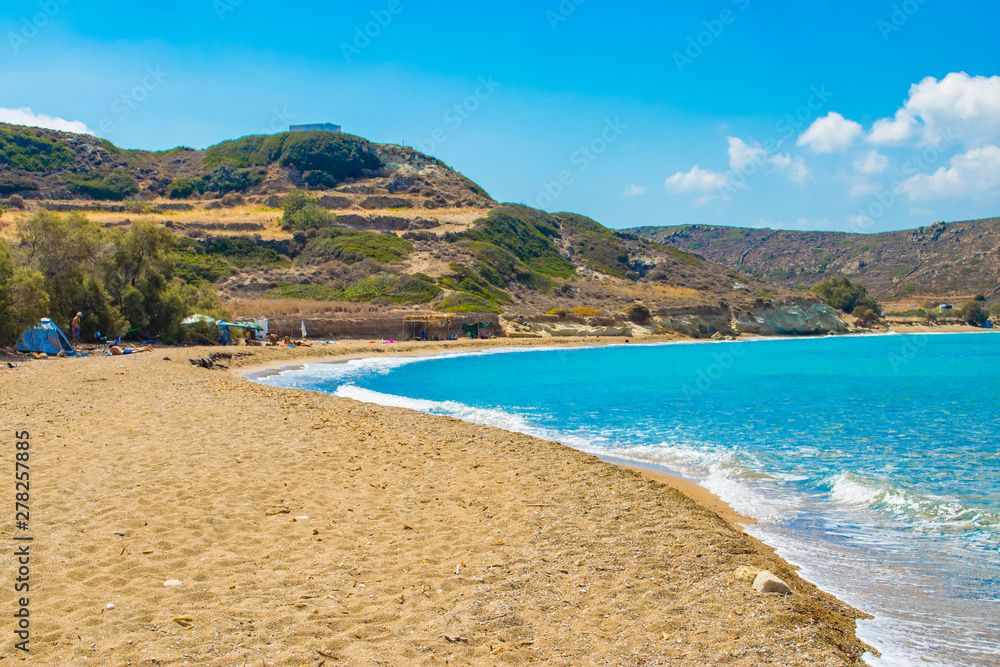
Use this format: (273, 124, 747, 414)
(460, 205, 575, 279)
(438, 264, 511, 306)
(0, 126, 74, 171)
(299, 228, 413, 264)
(810, 277, 880, 315)
(0, 175, 38, 196)
(267, 283, 343, 300)
(166, 177, 202, 199)
(622, 303, 651, 323)
(203, 132, 383, 186)
(172, 247, 236, 284)
(387, 274, 441, 304)
(958, 300, 988, 326)
(280, 189, 336, 230)
(560, 213, 633, 278)
(0, 239, 49, 346)
(203, 237, 286, 268)
(434, 294, 503, 314)
(66, 169, 139, 200)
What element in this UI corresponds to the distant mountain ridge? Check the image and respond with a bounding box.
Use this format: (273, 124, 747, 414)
(626, 220, 1000, 302)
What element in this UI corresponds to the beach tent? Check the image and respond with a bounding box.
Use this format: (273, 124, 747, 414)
(461, 322, 493, 338)
(15, 319, 75, 355)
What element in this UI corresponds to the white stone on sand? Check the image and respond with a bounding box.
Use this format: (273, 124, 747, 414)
(163, 580, 183, 588)
(752, 570, 792, 594)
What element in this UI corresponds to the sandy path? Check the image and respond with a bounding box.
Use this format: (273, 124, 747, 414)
(0, 341, 872, 665)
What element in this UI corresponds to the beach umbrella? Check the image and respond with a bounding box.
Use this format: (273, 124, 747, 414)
(234, 321, 264, 331)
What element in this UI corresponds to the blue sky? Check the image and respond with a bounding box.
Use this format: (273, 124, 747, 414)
(2, 1, 1000, 233)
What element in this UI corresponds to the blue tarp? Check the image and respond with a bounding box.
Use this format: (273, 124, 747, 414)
(15, 319, 75, 355)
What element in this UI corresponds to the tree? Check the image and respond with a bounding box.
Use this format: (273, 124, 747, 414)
(280, 189, 335, 231)
(105, 222, 188, 342)
(810, 277, 883, 325)
(0, 239, 49, 346)
(15, 209, 111, 334)
(958, 300, 988, 326)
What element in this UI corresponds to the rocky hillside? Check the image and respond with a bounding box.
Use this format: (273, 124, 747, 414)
(0, 123, 850, 338)
(627, 220, 1000, 304)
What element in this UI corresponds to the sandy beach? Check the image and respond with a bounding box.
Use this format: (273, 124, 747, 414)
(0, 339, 874, 666)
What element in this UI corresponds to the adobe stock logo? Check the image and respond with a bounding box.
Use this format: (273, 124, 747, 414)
(525, 117, 627, 210)
(673, 0, 752, 74)
(414, 76, 500, 156)
(96, 66, 168, 137)
(8, 0, 71, 54)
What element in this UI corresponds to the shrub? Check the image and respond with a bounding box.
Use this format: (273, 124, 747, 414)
(299, 228, 412, 264)
(622, 303, 651, 323)
(123, 198, 149, 214)
(570, 306, 601, 317)
(172, 247, 236, 284)
(0, 174, 38, 196)
(268, 283, 342, 300)
(0, 239, 49, 346)
(434, 294, 503, 314)
(0, 125, 74, 171)
(66, 170, 140, 200)
(958, 300, 988, 326)
(546, 307, 568, 317)
(280, 189, 336, 231)
(810, 277, 880, 314)
(8, 194, 25, 209)
(203, 237, 286, 268)
(387, 274, 441, 304)
(203, 132, 383, 186)
(167, 177, 203, 199)
(460, 206, 575, 279)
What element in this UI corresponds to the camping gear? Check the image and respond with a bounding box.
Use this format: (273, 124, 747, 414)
(181, 314, 220, 326)
(15, 319, 75, 355)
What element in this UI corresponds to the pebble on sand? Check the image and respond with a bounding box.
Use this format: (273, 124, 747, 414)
(164, 580, 183, 588)
(105, 603, 115, 610)
(752, 570, 792, 595)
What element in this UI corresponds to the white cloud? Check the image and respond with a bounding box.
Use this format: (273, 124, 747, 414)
(849, 182, 882, 197)
(797, 112, 864, 153)
(664, 166, 729, 194)
(901, 144, 1000, 200)
(905, 72, 1000, 146)
(0, 107, 93, 135)
(853, 150, 889, 175)
(622, 184, 646, 197)
(727, 137, 808, 184)
(867, 73, 1000, 148)
(727, 136, 766, 170)
(867, 108, 916, 146)
(771, 154, 808, 184)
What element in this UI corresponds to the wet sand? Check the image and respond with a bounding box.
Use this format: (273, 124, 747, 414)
(0, 339, 874, 665)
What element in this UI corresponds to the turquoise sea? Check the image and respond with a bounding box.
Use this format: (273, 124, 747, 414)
(255, 333, 1000, 666)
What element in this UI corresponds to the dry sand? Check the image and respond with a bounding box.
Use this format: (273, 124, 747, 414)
(0, 339, 874, 666)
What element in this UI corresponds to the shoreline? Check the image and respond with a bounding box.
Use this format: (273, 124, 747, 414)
(1, 336, 876, 665)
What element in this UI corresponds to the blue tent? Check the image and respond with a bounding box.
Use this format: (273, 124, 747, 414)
(15, 319, 75, 355)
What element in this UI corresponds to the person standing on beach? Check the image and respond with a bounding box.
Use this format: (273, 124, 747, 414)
(71, 312, 82, 347)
